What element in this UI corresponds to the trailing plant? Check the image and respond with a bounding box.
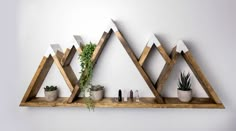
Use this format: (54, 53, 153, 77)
(79, 42, 96, 111)
(44, 85, 57, 91)
(79, 42, 96, 91)
(178, 72, 191, 91)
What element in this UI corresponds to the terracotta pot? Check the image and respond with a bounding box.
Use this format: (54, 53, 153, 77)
(177, 89, 192, 102)
(44, 90, 58, 102)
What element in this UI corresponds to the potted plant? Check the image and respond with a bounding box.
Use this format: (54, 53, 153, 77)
(90, 85, 104, 101)
(177, 72, 192, 102)
(79, 42, 104, 110)
(44, 85, 58, 102)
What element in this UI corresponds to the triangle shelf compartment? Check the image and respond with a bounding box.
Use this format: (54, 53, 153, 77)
(20, 20, 224, 108)
(20, 44, 81, 107)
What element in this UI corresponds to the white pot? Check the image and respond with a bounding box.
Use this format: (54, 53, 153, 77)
(44, 90, 58, 102)
(177, 89, 192, 102)
(91, 89, 104, 101)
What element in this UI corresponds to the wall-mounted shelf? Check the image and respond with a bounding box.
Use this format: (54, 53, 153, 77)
(20, 19, 224, 109)
(20, 97, 223, 108)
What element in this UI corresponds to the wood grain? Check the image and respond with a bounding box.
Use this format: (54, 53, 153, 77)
(20, 97, 224, 108)
(157, 45, 171, 63)
(91, 30, 112, 62)
(61, 46, 76, 67)
(53, 51, 77, 92)
(21, 56, 54, 103)
(139, 45, 151, 66)
(156, 46, 179, 93)
(182, 51, 222, 104)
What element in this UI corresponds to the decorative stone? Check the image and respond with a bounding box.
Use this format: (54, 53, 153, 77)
(118, 89, 122, 102)
(123, 90, 127, 102)
(130, 90, 133, 102)
(135, 90, 139, 102)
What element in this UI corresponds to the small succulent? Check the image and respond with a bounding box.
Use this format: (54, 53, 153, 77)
(178, 72, 191, 91)
(90, 85, 104, 91)
(44, 85, 57, 91)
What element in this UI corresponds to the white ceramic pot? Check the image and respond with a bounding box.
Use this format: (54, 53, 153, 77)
(44, 90, 58, 102)
(90, 86, 104, 101)
(177, 89, 192, 102)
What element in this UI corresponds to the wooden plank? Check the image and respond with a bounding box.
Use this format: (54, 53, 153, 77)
(21, 56, 54, 103)
(20, 97, 224, 108)
(77, 47, 82, 54)
(91, 30, 112, 62)
(156, 46, 179, 93)
(139, 45, 151, 66)
(157, 45, 171, 63)
(115, 31, 164, 103)
(61, 46, 77, 67)
(67, 84, 80, 103)
(182, 51, 222, 104)
(53, 51, 77, 92)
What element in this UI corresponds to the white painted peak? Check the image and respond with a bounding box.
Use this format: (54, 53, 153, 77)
(73, 35, 83, 44)
(105, 18, 119, 32)
(147, 34, 161, 47)
(71, 35, 83, 49)
(64, 35, 82, 50)
(176, 40, 189, 53)
(44, 44, 63, 57)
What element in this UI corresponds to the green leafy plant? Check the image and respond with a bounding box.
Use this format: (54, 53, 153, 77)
(44, 85, 57, 91)
(79, 42, 96, 111)
(178, 72, 191, 91)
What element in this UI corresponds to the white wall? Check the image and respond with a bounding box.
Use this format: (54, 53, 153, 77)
(1, 0, 236, 130)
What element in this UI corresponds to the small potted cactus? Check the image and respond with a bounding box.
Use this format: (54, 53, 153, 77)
(44, 85, 58, 102)
(177, 72, 192, 102)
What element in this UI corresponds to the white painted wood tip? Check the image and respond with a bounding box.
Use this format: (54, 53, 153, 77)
(72, 35, 83, 49)
(105, 19, 118, 32)
(147, 34, 161, 47)
(44, 44, 63, 57)
(176, 40, 189, 53)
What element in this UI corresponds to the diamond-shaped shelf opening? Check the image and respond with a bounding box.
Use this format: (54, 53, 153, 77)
(142, 45, 166, 84)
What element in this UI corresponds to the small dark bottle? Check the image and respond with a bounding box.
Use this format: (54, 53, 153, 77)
(118, 89, 122, 102)
(130, 90, 133, 102)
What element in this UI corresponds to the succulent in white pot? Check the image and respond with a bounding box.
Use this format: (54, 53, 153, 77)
(177, 72, 192, 102)
(44, 86, 58, 102)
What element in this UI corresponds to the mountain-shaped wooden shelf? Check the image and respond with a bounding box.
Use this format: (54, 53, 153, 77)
(20, 20, 224, 108)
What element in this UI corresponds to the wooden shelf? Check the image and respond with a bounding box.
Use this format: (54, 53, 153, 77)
(20, 19, 224, 109)
(20, 97, 224, 108)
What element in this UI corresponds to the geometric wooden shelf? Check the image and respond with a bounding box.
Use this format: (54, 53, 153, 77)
(20, 97, 223, 108)
(20, 19, 224, 108)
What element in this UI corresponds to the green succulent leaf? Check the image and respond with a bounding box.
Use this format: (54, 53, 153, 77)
(178, 72, 191, 91)
(44, 85, 57, 91)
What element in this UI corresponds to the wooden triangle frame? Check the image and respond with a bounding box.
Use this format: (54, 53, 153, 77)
(20, 44, 81, 106)
(20, 19, 224, 108)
